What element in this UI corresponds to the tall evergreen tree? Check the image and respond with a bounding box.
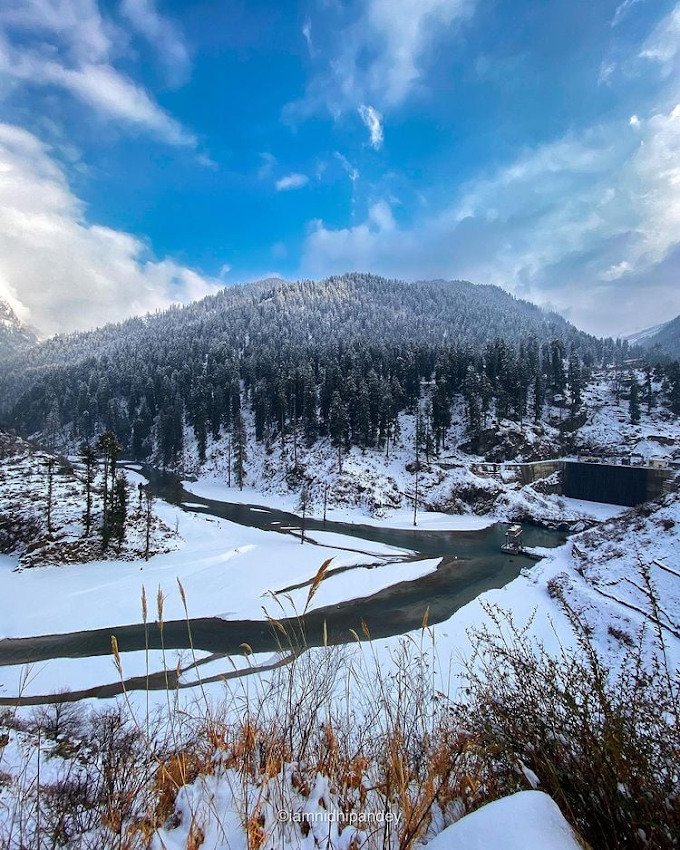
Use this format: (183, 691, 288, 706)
(96, 430, 123, 545)
(629, 374, 641, 425)
(329, 391, 348, 474)
(44, 456, 56, 535)
(78, 442, 97, 536)
(233, 412, 247, 490)
(111, 473, 128, 550)
(644, 366, 654, 413)
(568, 353, 583, 412)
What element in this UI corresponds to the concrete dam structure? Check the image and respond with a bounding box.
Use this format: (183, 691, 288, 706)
(510, 460, 673, 508)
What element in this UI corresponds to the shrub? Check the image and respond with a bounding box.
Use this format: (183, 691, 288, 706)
(451, 600, 680, 849)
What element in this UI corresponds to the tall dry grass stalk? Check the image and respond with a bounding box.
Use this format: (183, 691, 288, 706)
(1, 560, 678, 848)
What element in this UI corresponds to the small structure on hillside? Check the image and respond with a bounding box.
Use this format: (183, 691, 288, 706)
(501, 524, 524, 554)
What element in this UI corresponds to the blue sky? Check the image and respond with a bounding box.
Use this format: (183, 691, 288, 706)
(0, 0, 679, 337)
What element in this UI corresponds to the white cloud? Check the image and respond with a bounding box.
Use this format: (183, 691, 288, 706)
(275, 173, 309, 191)
(120, 0, 191, 85)
(358, 104, 384, 149)
(0, 0, 196, 147)
(600, 260, 632, 280)
(258, 152, 276, 179)
(301, 100, 680, 336)
(598, 61, 616, 86)
(46, 61, 195, 146)
(368, 199, 395, 231)
(639, 5, 680, 69)
(629, 114, 641, 128)
(0, 0, 115, 64)
(288, 0, 475, 119)
(302, 18, 313, 54)
(364, 0, 475, 105)
(334, 151, 359, 184)
(611, 0, 645, 28)
(0, 122, 219, 335)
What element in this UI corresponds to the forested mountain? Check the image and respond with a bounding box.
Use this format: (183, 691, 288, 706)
(0, 298, 38, 360)
(0, 274, 635, 465)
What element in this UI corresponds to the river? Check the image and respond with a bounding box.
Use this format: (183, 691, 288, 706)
(0, 466, 567, 703)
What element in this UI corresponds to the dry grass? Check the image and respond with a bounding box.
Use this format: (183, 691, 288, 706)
(0, 566, 678, 848)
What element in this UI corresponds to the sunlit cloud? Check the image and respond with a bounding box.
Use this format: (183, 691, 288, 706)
(0, 122, 219, 335)
(275, 173, 309, 191)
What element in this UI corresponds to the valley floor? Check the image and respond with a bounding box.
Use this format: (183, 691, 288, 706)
(2, 476, 678, 847)
(1, 367, 679, 847)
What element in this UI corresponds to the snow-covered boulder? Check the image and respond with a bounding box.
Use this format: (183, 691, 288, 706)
(425, 791, 580, 850)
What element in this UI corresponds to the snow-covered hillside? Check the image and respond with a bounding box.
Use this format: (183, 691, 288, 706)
(0, 432, 177, 567)
(178, 366, 676, 528)
(0, 298, 38, 359)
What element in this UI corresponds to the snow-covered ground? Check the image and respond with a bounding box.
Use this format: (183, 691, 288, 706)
(424, 791, 581, 850)
(2, 395, 679, 847)
(1, 459, 446, 703)
(576, 370, 679, 461)
(141, 489, 680, 849)
(0, 432, 178, 566)
(183, 474, 496, 530)
(1, 399, 675, 706)
(152, 779, 580, 850)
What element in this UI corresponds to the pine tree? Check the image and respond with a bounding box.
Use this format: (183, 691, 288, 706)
(144, 491, 154, 561)
(463, 368, 482, 449)
(78, 442, 97, 536)
(629, 374, 641, 425)
(412, 412, 421, 527)
(667, 362, 680, 413)
(96, 431, 123, 547)
(111, 473, 128, 550)
(432, 379, 452, 452)
(297, 482, 310, 545)
(533, 374, 545, 423)
(568, 353, 583, 412)
(233, 412, 247, 490)
(45, 398, 61, 450)
(329, 391, 348, 474)
(644, 366, 654, 413)
(550, 339, 566, 397)
(44, 456, 56, 535)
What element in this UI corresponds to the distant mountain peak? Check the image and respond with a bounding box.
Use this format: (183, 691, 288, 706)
(622, 321, 669, 346)
(625, 313, 680, 359)
(0, 297, 39, 358)
(0, 298, 23, 329)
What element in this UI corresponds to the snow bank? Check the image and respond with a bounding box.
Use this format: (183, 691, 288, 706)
(425, 791, 581, 850)
(183, 476, 496, 531)
(282, 557, 441, 612)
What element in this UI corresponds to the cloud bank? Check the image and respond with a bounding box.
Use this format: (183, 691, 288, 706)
(302, 96, 680, 336)
(0, 122, 219, 336)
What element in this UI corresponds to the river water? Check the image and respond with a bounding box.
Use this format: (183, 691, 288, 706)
(0, 466, 566, 700)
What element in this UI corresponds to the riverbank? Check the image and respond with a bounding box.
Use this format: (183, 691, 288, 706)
(0, 461, 570, 705)
(182, 471, 625, 531)
(3, 489, 678, 847)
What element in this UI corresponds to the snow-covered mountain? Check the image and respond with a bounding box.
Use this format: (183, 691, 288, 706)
(623, 321, 669, 346)
(625, 314, 680, 358)
(0, 298, 38, 359)
(0, 273, 612, 462)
